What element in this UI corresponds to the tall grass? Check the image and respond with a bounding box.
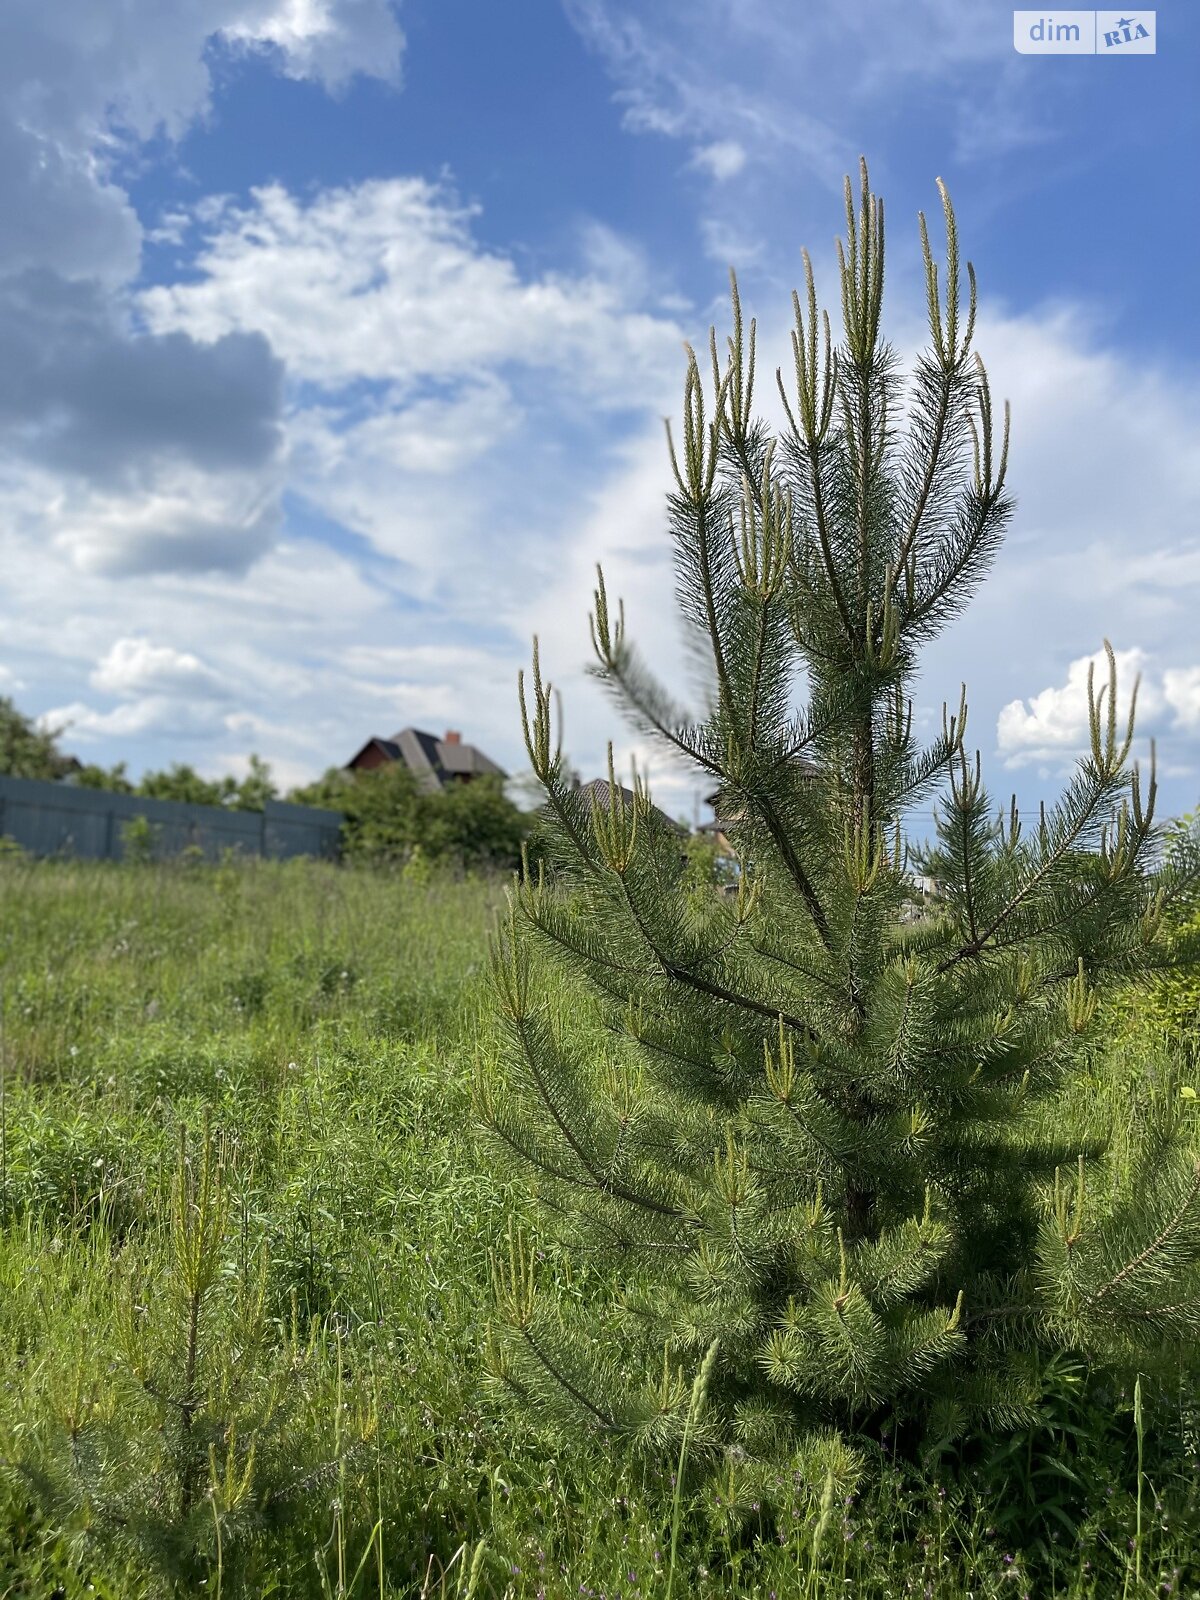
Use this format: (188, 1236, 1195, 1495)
(0, 855, 1196, 1597)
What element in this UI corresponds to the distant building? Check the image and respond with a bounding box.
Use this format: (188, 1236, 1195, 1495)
(345, 728, 506, 794)
(909, 873, 944, 899)
(570, 776, 687, 836)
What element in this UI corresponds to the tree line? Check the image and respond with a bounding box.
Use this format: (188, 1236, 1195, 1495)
(0, 695, 532, 870)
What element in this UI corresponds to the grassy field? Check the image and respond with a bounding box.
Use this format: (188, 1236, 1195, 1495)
(1, 856, 1198, 1598)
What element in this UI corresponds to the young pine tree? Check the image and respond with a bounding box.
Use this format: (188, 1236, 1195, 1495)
(478, 163, 1200, 1492)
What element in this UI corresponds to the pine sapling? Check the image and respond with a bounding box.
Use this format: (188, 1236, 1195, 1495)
(479, 161, 1200, 1504)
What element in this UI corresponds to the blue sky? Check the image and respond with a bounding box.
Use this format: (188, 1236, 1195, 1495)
(2, 0, 1199, 829)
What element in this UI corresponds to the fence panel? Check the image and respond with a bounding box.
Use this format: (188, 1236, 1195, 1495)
(0, 775, 342, 863)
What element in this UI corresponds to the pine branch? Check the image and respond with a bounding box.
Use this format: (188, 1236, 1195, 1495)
(519, 1328, 618, 1430)
(1086, 1163, 1200, 1310)
(614, 869, 819, 1039)
(510, 1014, 685, 1222)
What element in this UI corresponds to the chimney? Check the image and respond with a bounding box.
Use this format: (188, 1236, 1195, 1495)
(444, 729, 462, 746)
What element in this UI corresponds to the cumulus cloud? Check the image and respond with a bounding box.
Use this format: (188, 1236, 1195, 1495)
(49, 469, 282, 578)
(45, 638, 238, 758)
(0, 121, 141, 287)
(995, 645, 1200, 773)
(220, 0, 405, 90)
(0, 272, 284, 488)
(1, 0, 403, 144)
(996, 647, 1158, 768)
(4, 529, 405, 781)
(1164, 668, 1200, 732)
(0, 0, 403, 280)
(139, 174, 690, 600)
(0, 0, 401, 590)
(91, 639, 231, 700)
(141, 178, 684, 402)
(42, 696, 229, 743)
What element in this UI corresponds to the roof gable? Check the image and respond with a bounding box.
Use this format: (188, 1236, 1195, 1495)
(345, 727, 507, 789)
(573, 777, 686, 835)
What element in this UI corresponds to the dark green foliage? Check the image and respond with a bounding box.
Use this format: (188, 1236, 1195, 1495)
(293, 763, 531, 870)
(135, 754, 278, 811)
(137, 762, 237, 806)
(231, 752, 278, 812)
(0, 695, 74, 779)
(75, 760, 135, 793)
(75, 753, 279, 812)
(480, 163, 1200, 1501)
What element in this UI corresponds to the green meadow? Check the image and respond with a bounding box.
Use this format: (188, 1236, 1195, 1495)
(1, 855, 1198, 1598)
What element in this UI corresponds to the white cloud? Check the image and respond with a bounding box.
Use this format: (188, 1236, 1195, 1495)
(3, 0, 402, 143)
(91, 638, 230, 700)
(698, 215, 764, 268)
(0, 0, 403, 284)
(0, 0, 397, 606)
(220, 0, 404, 90)
(136, 173, 692, 616)
(996, 647, 1157, 768)
(563, 0, 1044, 190)
(1164, 667, 1200, 732)
(48, 467, 282, 577)
(995, 646, 1200, 771)
(140, 178, 685, 402)
(5, 531, 408, 779)
(692, 140, 746, 181)
(289, 376, 516, 484)
(42, 696, 228, 743)
(577, 219, 656, 305)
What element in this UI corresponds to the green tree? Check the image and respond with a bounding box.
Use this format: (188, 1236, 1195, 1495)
(289, 765, 355, 813)
(137, 763, 237, 808)
(291, 764, 530, 870)
(74, 760, 135, 793)
(291, 761, 420, 861)
(479, 165, 1200, 1495)
(231, 752, 277, 812)
(0, 696, 73, 779)
(419, 775, 531, 869)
